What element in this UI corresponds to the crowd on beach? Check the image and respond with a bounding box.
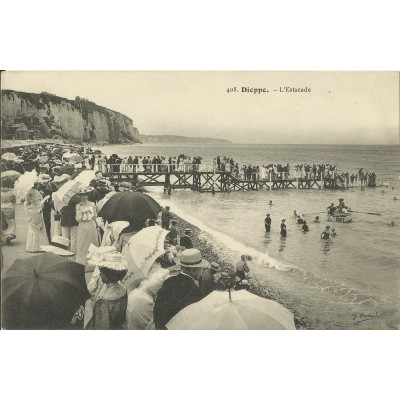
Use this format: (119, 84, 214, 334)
(1, 144, 264, 330)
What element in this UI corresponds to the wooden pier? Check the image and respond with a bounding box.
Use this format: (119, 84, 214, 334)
(103, 169, 352, 192)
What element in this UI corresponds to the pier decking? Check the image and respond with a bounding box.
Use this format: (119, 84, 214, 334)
(103, 168, 361, 192)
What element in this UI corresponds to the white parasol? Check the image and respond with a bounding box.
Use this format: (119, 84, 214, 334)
(13, 170, 38, 203)
(53, 180, 82, 212)
(122, 226, 170, 291)
(166, 289, 296, 330)
(74, 170, 97, 187)
(2, 152, 18, 162)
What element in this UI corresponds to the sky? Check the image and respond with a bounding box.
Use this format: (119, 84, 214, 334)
(2, 71, 399, 145)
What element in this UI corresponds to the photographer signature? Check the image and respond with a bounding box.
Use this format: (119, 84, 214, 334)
(353, 312, 381, 324)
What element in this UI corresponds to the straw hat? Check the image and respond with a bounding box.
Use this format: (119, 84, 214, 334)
(40, 236, 74, 257)
(88, 252, 128, 271)
(210, 262, 220, 272)
(77, 186, 94, 194)
(39, 174, 51, 181)
(219, 271, 241, 284)
(178, 249, 210, 269)
(52, 175, 68, 183)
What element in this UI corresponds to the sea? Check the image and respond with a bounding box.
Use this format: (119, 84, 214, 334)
(95, 143, 400, 329)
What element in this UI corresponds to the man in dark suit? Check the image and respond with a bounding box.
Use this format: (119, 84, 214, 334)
(200, 262, 220, 298)
(60, 194, 80, 257)
(179, 228, 193, 249)
(154, 248, 209, 329)
(37, 175, 53, 242)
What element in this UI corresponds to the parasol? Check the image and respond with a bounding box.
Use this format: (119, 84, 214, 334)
(69, 154, 84, 163)
(1, 170, 21, 181)
(53, 148, 63, 155)
(1, 152, 18, 162)
(1, 253, 89, 329)
(166, 289, 296, 330)
(74, 170, 97, 186)
(122, 226, 169, 278)
(53, 165, 76, 176)
(13, 170, 38, 203)
(53, 180, 82, 212)
(98, 192, 161, 224)
(96, 190, 118, 213)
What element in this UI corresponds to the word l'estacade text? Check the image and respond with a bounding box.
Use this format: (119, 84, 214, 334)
(226, 87, 312, 94)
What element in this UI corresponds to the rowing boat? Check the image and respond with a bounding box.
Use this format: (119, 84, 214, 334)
(328, 210, 352, 223)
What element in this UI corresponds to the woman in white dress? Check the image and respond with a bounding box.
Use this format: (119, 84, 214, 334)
(25, 184, 49, 252)
(75, 186, 100, 268)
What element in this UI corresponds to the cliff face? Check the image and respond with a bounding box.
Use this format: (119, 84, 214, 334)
(1, 90, 140, 144)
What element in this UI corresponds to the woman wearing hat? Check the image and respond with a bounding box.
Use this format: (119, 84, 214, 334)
(25, 183, 50, 252)
(75, 186, 100, 268)
(1, 177, 17, 243)
(86, 257, 128, 330)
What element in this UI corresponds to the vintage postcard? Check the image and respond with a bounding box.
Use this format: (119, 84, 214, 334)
(1, 71, 399, 330)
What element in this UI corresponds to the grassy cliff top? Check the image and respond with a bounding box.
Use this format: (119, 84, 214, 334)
(2, 89, 133, 123)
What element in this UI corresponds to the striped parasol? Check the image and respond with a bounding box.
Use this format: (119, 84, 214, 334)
(53, 180, 82, 212)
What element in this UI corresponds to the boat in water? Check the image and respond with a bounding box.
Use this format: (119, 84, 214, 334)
(328, 210, 352, 223)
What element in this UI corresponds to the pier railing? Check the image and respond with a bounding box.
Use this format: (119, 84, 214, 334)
(98, 162, 335, 181)
(99, 162, 202, 173)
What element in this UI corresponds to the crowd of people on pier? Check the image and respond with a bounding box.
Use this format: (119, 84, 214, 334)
(91, 152, 378, 187)
(100, 154, 204, 173)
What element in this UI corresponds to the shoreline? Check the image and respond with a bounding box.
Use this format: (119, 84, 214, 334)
(172, 213, 308, 329)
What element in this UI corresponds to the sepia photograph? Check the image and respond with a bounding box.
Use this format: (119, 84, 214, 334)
(1, 71, 399, 331)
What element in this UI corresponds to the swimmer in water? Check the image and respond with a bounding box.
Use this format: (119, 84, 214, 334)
(321, 226, 331, 239)
(269, 200, 273, 206)
(293, 210, 298, 219)
(394, 196, 397, 200)
(390, 221, 395, 226)
(296, 217, 304, 225)
(314, 216, 320, 223)
(301, 220, 309, 232)
(331, 227, 336, 236)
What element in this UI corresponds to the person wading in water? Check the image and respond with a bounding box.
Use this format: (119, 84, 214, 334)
(264, 213, 271, 232)
(280, 219, 287, 237)
(321, 226, 331, 239)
